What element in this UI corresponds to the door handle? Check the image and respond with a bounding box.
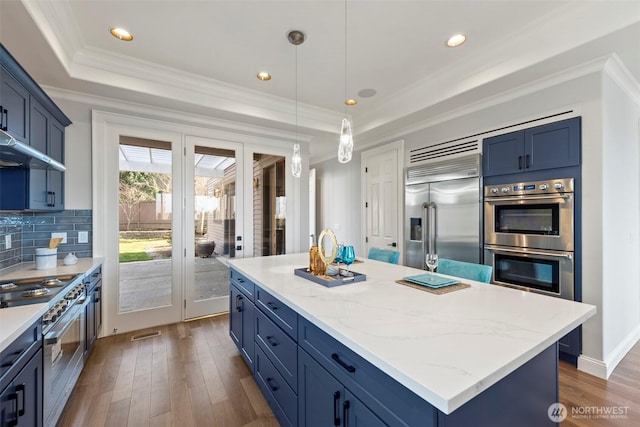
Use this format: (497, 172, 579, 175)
(387, 242, 397, 247)
(332, 353, 356, 373)
(7, 392, 18, 427)
(265, 335, 278, 347)
(2, 107, 7, 131)
(266, 377, 279, 391)
(525, 154, 530, 168)
(333, 391, 341, 426)
(0, 105, 3, 130)
(343, 400, 351, 427)
(16, 384, 25, 416)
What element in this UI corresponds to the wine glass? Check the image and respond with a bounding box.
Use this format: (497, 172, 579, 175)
(426, 253, 439, 273)
(335, 244, 345, 266)
(342, 246, 356, 275)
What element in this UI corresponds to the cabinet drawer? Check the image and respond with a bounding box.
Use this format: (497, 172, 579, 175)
(299, 317, 436, 427)
(0, 321, 42, 391)
(255, 308, 297, 392)
(255, 347, 297, 427)
(255, 287, 297, 341)
(230, 268, 255, 301)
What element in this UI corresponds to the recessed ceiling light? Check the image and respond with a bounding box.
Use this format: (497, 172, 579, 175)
(357, 88, 377, 98)
(345, 99, 357, 106)
(446, 34, 466, 47)
(257, 72, 272, 81)
(110, 27, 133, 41)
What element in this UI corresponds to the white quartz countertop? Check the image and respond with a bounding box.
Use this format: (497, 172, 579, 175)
(229, 253, 596, 414)
(0, 257, 104, 353)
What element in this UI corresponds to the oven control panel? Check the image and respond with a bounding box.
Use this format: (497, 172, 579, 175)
(43, 283, 85, 326)
(485, 177, 574, 197)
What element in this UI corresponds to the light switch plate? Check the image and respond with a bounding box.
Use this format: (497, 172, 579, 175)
(51, 232, 67, 244)
(78, 231, 89, 244)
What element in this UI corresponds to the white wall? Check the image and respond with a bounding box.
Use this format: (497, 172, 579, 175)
(600, 62, 640, 370)
(312, 153, 363, 255)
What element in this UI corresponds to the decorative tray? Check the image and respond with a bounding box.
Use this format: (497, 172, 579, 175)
(294, 267, 366, 288)
(402, 273, 459, 289)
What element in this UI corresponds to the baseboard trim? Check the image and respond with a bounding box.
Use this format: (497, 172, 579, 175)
(578, 326, 640, 379)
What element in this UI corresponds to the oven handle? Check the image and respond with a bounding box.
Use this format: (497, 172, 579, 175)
(44, 297, 87, 345)
(485, 246, 573, 260)
(485, 194, 572, 203)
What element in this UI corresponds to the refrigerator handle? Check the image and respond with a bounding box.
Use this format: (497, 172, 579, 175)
(422, 202, 429, 269)
(425, 202, 437, 256)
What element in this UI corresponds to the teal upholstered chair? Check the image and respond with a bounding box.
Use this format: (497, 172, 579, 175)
(437, 258, 493, 283)
(367, 248, 400, 264)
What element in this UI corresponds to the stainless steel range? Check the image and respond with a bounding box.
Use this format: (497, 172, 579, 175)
(1, 273, 87, 427)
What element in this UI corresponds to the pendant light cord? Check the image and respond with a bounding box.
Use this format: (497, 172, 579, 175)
(344, 0, 348, 117)
(296, 43, 298, 144)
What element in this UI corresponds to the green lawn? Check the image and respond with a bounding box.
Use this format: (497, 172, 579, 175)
(119, 238, 171, 262)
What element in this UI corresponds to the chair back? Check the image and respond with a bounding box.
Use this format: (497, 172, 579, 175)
(437, 258, 492, 283)
(367, 248, 400, 264)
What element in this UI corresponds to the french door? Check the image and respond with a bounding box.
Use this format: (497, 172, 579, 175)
(184, 136, 243, 319)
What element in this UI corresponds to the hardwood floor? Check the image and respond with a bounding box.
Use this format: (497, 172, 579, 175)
(58, 314, 640, 426)
(57, 314, 278, 427)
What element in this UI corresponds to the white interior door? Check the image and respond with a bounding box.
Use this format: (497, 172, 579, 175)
(184, 135, 243, 319)
(362, 141, 404, 261)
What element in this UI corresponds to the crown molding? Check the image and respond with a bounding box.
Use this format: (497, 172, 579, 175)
(45, 86, 313, 147)
(603, 54, 640, 104)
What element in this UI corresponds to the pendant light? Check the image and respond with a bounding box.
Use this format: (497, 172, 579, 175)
(289, 30, 304, 178)
(338, 0, 355, 164)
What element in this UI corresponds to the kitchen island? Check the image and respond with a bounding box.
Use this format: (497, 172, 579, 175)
(229, 253, 595, 426)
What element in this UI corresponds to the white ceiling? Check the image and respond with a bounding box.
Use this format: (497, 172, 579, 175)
(1, 1, 639, 159)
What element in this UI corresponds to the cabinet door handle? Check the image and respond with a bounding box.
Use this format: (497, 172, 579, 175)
(235, 294, 243, 312)
(0, 105, 3, 130)
(525, 154, 530, 168)
(265, 335, 278, 347)
(332, 353, 356, 373)
(47, 191, 55, 207)
(343, 400, 351, 427)
(266, 377, 279, 391)
(518, 155, 523, 170)
(16, 383, 25, 416)
(266, 301, 278, 310)
(333, 391, 341, 426)
(2, 108, 7, 131)
(7, 392, 18, 426)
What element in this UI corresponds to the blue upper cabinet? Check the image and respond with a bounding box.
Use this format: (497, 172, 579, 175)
(0, 66, 29, 143)
(483, 117, 581, 176)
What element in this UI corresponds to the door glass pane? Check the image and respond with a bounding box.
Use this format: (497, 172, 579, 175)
(193, 146, 235, 304)
(253, 153, 286, 256)
(118, 139, 173, 312)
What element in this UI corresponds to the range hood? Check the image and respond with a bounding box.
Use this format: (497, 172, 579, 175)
(0, 129, 66, 171)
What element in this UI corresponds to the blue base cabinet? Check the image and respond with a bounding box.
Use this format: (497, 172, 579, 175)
(229, 268, 560, 427)
(229, 279, 256, 372)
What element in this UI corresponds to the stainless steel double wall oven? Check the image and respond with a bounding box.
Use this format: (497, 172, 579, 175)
(484, 177, 575, 300)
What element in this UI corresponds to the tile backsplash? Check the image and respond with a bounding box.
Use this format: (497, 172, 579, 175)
(0, 210, 92, 270)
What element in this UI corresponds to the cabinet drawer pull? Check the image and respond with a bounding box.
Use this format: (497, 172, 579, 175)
(518, 155, 523, 170)
(266, 377, 279, 391)
(1, 349, 23, 368)
(266, 301, 278, 310)
(16, 383, 25, 416)
(343, 400, 350, 427)
(333, 391, 341, 426)
(7, 392, 18, 427)
(525, 154, 530, 168)
(332, 353, 356, 373)
(265, 335, 278, 347)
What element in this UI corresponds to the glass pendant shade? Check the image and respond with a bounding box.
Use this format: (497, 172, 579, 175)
(291, 143, 302, 177)
(338, 118, 353, 163)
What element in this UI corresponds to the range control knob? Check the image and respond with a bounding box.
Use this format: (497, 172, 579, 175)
(501, 187, 510, 193)
(554, 182, 564, 190)
(539, 184, 549, 191)
(490, 188, 498, 194)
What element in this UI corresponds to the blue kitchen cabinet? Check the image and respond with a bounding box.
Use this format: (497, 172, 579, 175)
(84, 265, 103, 359)
(0, 65, 29, 143)
(229, 272, 256, 372)
(298, 348, 386, 427)
(483, 117, 581, 176)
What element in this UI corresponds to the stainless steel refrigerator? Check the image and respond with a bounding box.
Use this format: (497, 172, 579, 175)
(405, 154, 482, 269)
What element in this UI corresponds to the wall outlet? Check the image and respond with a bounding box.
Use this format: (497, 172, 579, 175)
(5, 234, 11, 249)
(78, 231, 89, 244)
(51, 232, 67, 243)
